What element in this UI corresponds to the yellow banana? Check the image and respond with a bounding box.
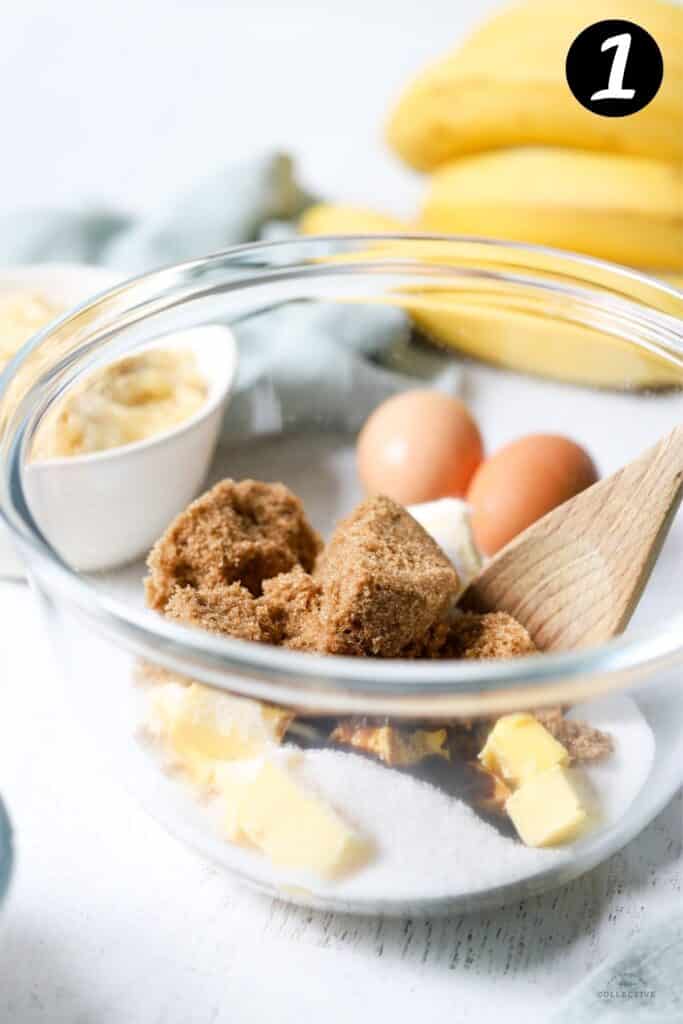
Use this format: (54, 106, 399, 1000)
(420, 148, 683, 270)
(660, 272, 683, 290)
(299, 204, 407, 235)
(299, 202, 683, 388)
(401, 290, 682, 390)
(387, 0, 683, 170)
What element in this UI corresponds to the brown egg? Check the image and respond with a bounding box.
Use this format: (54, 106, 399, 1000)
(357, 390, 484, 504)
(467, 434, 598, 555)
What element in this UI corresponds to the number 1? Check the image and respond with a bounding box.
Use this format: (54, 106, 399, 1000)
(590, 33, 636, 101)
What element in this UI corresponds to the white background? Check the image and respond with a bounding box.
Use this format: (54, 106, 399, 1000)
(0, 1, 681, 1022)
(0, 0, 500, 219)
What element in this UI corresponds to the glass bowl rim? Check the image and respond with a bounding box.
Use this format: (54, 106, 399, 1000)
(1, 233, 683, 705)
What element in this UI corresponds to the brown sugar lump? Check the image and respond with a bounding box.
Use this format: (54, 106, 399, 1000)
(330, 720, 449, 766)
(164, 569, 324, 651)
(260, 567, 324, 652)
(533, 707, 613, 763)
(163, 581, 280, 644)
(316, 496, 460, 656)
(444, 611, 537, 660)
(145, 479, 323, 612)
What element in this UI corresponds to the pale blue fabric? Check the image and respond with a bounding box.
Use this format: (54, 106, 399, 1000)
(225, 301, 458, 440)
(0, 153, 459, 437)
(0, 796, 12, 910)
(100, 153, 315, 272)
(0, 209, 130, 265)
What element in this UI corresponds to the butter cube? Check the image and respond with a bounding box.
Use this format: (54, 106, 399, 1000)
(505, 764, 589, 847)
(148, 682, 293, 785)
(407, 498, 483, 594)
(215, 761, 262, 844)
(214, 758, 373, 879)
(479, 713, 568, 787)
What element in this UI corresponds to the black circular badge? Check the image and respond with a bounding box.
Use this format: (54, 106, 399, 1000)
(566, 19, 663, 117)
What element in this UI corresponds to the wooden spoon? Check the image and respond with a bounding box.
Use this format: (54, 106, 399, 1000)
(461, 425, 683, 652)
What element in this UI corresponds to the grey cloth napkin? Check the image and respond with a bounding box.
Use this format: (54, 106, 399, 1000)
(0, 209, 131, 265)
(226, 300, 458, 440)
(0, 796, 11, 911)
(0, 153, 459, 436)
(100, 153, 315, 272)
(553, 911, 683, 1023)
(0, 154, 308, 268)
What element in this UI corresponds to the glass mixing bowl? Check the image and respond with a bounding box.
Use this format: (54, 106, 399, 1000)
(1, 237, 682, 916)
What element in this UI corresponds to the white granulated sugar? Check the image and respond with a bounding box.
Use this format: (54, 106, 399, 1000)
(272, 693, 654, 901)
(136, 685, 654, 904)
(291, 748, 562, 900)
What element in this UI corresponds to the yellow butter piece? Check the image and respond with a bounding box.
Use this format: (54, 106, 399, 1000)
(215, 758, 373, 879)
(148, 682, 293, 785)
(479, 713, 568, 787)
(505, 764, 589, 847)
(215, 761, 262, 844)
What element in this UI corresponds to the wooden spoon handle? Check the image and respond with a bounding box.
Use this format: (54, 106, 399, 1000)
(462, 425, 683, 652)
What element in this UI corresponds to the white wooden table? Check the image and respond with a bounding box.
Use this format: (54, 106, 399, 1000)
(1, 582, 681, 1023)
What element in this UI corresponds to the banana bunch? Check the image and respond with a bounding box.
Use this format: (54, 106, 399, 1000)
(387, 0, 682, 170)
(299, 0, 682, 387)
(386, 0, 682, 271)
(421, 148, 682, 270)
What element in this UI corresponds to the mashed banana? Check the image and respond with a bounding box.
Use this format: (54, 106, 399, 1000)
(0, 290, 62, 369)
(33, 348, 208, 459)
